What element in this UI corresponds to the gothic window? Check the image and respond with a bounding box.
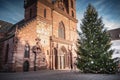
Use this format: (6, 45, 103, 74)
(58, 21, 65, 39)
(71, 0, 73, 8)
(24, 43, 30, 58)
(72, 11, 74, 17)
(44, 9, 46, 18)
(5, 44, 9, 64)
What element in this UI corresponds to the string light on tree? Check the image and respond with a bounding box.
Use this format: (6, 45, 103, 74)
(76, 4, 117, 74)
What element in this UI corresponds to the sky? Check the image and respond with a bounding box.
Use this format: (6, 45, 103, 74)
(0, 0, 120, 30)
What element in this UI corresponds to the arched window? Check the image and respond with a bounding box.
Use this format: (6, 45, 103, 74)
(72, 11, 74, 17)
(24, 43, 30, 58)
(71, 0, 73, 8)
(44, 9, 46, 18)
(58, 21, 65, 39)
(5, 44, 9, 64)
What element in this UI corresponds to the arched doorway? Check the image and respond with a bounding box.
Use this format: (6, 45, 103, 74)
(59, 46, 67, 69)
(54, 48, 58, 69)
(23, 61, 29, 72)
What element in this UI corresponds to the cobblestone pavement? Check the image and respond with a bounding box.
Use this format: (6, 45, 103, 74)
(0, 70, 120, 80)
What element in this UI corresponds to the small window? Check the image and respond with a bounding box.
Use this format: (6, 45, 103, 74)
(72, 11, 74, 17)
(5, 44, 9, 64)
(44, 9, 46, 18)
(71, 0, 73, 8)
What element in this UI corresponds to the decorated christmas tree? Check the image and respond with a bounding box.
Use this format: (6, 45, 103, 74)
(76, 4, 117, 74)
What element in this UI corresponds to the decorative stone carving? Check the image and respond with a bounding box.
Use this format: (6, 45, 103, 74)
(32, 38, 47, 70)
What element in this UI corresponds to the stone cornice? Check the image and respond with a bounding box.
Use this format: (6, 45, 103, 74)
(50, 36, 72, 45)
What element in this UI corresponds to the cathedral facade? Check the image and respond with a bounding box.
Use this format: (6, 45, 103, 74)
(0, 0, 78, 72)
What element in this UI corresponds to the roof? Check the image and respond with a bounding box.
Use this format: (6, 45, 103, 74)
(108, 28, 120, 40)
(8, 19, 25, 32)
(0, 34, 14, 43)
(0, 19, 25, 43)
(0, 20, 13, 33)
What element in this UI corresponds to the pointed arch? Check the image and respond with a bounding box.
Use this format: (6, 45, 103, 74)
(71, 0, 73, 8)
(23, 60, 29, 71)
(5, 44, 9, 64)
(24, 43, 30, 58)
(72, 11, 74, 17)
(44, 8, 46, 18)
(58, 21, 65, 39)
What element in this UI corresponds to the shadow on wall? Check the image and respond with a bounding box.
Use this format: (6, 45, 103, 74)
(0, 37, 48, 72)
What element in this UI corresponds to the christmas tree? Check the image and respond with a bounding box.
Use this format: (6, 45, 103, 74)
(76, 4, 117, 74)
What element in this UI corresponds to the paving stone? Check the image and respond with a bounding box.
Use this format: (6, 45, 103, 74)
(0, 70, 120, 80)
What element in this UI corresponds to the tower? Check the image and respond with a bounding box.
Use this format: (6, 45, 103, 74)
(24, 0, 37, 21)
(24, 0, 77, 21)
(68, 0, 76, 18)
(24, 0, 52, 21)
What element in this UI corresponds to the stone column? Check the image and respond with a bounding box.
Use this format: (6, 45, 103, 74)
(53, 54, 55, 70)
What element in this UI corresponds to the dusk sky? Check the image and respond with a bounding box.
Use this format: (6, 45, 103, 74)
(0, 0, 120, 30)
